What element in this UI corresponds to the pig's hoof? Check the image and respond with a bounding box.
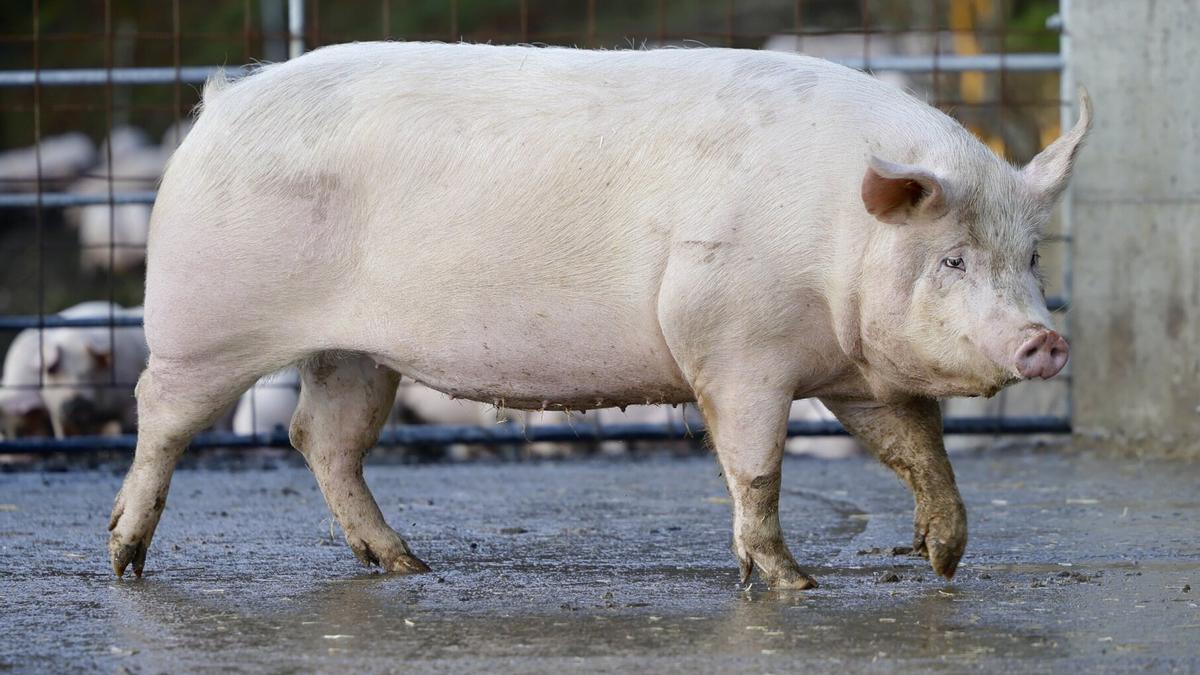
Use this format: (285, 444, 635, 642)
(913, 500, 968, 580)
(768, 569, 819, 590)
(349, 533, 431, 575)
(737, 552, 818, 590)
(108, 535, 149, 578)
(385, 553, 432, 575)
(107, 495, 156, 578)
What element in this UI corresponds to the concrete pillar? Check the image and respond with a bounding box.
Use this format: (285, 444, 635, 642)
(1068, 0, 1200, 456)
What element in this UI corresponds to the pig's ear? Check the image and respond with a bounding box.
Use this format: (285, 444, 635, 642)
(86, 343, 112, 370)
(861, 156, 949, 225)
(42, 344, 62, 376)
(1022, 88, 1092, 203)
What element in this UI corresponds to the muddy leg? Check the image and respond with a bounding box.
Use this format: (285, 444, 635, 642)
(822, 397, 967, 579)
(700, 386, 817, 590)
(291, 353, 428, 574)
(108, 360, 252, 577)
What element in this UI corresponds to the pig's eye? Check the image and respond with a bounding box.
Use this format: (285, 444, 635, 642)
(1031, 251, 1041, 268)
(942, 256, 965, 271)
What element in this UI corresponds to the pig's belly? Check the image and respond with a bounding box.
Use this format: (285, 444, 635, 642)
(397, 354, 693, 411)
(351, 298, 693, 411)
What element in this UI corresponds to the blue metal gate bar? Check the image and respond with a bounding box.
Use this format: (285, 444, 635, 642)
(0, 416, 1071, 454)
(0, 191, 157, 209)
(0, 315, 144, 329)
(0, 53, 1064, 89)
(0, 66, 252, 88)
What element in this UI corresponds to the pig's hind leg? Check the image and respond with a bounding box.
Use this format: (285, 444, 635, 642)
(289, 352, 430, 574)
(109, 359, 258, 577)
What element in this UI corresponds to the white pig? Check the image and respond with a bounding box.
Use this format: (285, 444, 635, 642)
(66, 139, 168, 273)
(39, 302, 147, 438)
(784, 399, 863, 459)
(232, 368, 301, 435)
(0, 328, 53, 438)
(98, 126, 151, 159)
(108, 43, 1089, 587)
(0, 132, 96, 190)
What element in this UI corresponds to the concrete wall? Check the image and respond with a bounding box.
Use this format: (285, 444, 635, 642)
(1068, 0, 1200, 456)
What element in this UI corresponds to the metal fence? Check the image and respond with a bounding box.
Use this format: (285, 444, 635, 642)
(0, 0, 1072, 455)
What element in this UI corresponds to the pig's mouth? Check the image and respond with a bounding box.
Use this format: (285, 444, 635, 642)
(949, 368, 1018, 399)
(983, 372, 1020, 397)
(935, 337, 1022, 397)
(969, 324, 1069, 389)
(870, 345, 1017, 399)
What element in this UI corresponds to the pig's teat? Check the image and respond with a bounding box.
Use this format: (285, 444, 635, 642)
(1014, 329, 1069, 379)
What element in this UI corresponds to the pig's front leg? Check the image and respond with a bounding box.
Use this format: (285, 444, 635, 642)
(823, 398, 967, 578)
(699, 386, 818, 590)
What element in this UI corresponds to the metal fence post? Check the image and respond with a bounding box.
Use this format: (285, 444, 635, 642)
(288, 0, 306, 59)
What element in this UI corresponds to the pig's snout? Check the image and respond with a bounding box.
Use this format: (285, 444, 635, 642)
(1015, 329, 1069, 379)
(60, 395, 99, 435)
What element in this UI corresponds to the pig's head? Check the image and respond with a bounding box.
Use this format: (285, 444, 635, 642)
(845, 92, 1091, 399)
(39, 333, 116, 436)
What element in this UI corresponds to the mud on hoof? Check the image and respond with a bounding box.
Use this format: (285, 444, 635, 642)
(348, 534, 431, 575)
(107, 492, 161, 578)
(737, 552, 819, 590)
(767, 567, 819, 590)
(913, 500, 968, 580)
(108, 538, 149, 578)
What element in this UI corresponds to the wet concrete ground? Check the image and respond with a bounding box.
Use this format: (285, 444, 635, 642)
(1, 450, 1197, 673)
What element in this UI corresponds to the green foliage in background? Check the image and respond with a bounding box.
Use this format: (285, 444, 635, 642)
(1008, 0, 1060, 52)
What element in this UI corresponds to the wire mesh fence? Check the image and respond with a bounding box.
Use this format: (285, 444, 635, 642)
(0, 0, 1071, 457)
